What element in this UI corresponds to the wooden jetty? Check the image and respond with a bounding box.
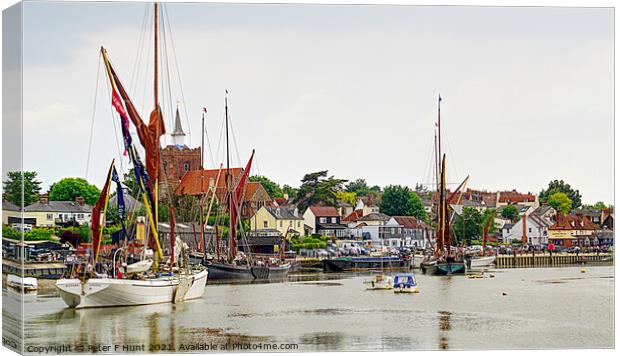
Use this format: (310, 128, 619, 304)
(494, 253, 613, 268)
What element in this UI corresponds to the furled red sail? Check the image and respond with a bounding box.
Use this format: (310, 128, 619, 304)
(228, 150, 255, 260)
(107, 57, 165, 184)
(92, 161, 115, 264)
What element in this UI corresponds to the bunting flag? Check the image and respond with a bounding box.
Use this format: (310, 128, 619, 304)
(92, 160, 115, 264)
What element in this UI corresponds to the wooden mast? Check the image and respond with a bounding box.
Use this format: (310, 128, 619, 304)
(225, 91, 233, 262)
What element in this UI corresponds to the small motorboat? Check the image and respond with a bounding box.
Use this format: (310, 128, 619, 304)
(7, 274, 38, 292)
(365, 274, 393, 290)
(393, 273, 419, 294)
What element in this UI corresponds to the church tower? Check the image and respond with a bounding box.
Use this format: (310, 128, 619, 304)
(159, 103, 202, 200)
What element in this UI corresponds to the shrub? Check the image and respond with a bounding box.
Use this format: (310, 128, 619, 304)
(24, 228, 54, 241)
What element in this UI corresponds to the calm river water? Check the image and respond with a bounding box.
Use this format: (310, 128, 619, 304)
(2, 266, 614, 352)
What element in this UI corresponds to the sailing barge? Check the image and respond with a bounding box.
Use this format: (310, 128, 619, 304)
(200, 94, 291, 282)
(56, 3, 208, 308)
(322, 256, 411, 272)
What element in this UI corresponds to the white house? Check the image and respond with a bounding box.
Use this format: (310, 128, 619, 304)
(502, 214, 553, 247)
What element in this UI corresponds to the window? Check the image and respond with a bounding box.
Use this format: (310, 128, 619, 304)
(320, 217, 327, 223)
(280, 221, 283, 227)
(47, 214, 53, 220)
(263, 221, 268, 228)
(331, 217, 337, 223)
(289, 220, 292, 226)
(183, 162, 190, 172)
(77, 214, 84, 219)
(528, 228, 532, 233)
(297, 222, 301, 227)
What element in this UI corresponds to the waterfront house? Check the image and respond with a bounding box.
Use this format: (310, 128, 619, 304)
(500, 222, 514, 242)
(531, 205, 556, 223)
(342, 209, 364, 228)
(23, 195, 92, 227)
(501, 214, 553, 247)
(2, 200, 21, 225)
(348, 212, 392, 244)
(570, 208, 604, 226)
(303, 206, 346, 238)
(383, 216, 433, 249)
(548, 213, 598, 248)
(250, 206, 304, 236)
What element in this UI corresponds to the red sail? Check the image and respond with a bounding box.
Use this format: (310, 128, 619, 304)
(107, 60, 165, 184)
(229, 150, 255, 260)
(92, 162, 114, 263)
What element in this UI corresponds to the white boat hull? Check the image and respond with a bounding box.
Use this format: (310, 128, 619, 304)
(55, 269, 208, 309)
(469, 255, 496, 268)
(7, 274, 38, 292)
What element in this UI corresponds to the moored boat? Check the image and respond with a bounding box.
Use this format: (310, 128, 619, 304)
(393, 273, 419, 294)
(467, 255, 496, 268)
(7, 274, 38, 292)
(323, 256, 410, 272)
(56, 267, 208, 309)
(365, 274, 393, 290)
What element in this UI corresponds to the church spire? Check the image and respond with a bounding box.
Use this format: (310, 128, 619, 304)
(171, 102, 186, 145)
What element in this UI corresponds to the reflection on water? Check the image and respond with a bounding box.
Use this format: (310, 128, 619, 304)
(438, 311, 452, 350)
(4, 266, 615, 352)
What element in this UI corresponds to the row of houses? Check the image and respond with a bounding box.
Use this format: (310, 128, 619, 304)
(2, 195, 92, 229)
(248, 202, 433, 249)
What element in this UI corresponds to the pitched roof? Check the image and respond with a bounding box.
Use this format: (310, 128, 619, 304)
(265, 206, 302, 220)
(175, 168, 243, 196)
(357, 212, 391, 222)
(392, 216, 425, 229)
(24, 201, 92, 213)
(308, 206, 340, 217)
(550, 213, 597, 231)
(532, 205, 555, 217)
(342, 209, 364, 222)
(498, 190, 536, 204)
(2, 201, 21, 211)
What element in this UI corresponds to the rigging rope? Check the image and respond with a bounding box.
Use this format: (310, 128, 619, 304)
(163, 4, 193, 147)
(85, 52, 102, 179)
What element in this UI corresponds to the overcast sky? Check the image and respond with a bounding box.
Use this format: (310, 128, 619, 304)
(5, 1, 614, 203)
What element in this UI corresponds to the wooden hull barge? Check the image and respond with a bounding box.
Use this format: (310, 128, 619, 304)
(421, 260, 466, 275)
(56, 268, 208, 309)
(204, 260, 290, 282)
(322, 256, 411, 272)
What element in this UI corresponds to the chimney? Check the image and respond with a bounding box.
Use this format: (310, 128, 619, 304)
(40, 193, 49, 204)
(75, 196, 85, 206)
(522, 214, 527, 244)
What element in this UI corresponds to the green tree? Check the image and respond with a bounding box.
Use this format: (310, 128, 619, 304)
(407, 191, 427, 221)
(250, 175, 283, 198)
(295, 171, 347, 212)
(453, 206, 483, 245)
(2, 171, 42, 206)
(592, 201, 608, 210)
(548, 192, 572, 214)
(336, 191, 357, 206)
(482, 209, 497, 234)
(49, 178, 101, 205)
(501, 204, 519, 221)
(380, 185, 411, 216)
(539, 179, 582, 209)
